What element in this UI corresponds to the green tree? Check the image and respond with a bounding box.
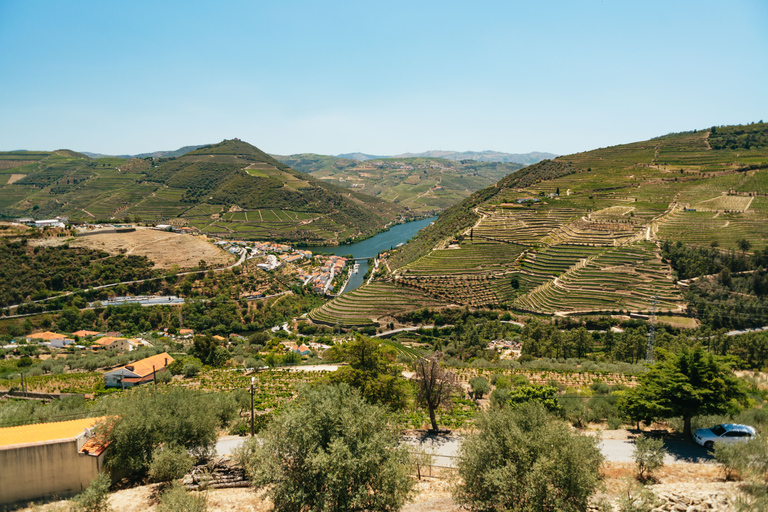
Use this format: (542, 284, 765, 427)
(454, 402, 603, 512)
(469, 376, 490, 400)
(617, 347, 749, 437)
(412, 355, 458, 431)
(324, 335, 409, 409)
(235, 383, 413, 512)
(100, 387, 218, 476)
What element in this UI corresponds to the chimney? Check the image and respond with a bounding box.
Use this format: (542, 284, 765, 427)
(164, 357, 168, 367)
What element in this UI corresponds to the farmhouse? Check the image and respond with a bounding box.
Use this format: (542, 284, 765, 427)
(26, 331, 74, 348)
(92, 336, 142, 352)
(0, 417, 108, 507)
(104, 352, 174, 388)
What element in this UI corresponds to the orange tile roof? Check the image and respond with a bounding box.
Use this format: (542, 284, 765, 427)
(111, 352, 174, 378)
(0, 417, 105, 448)
(93, 336, 123, 346)
(72, 330, 100, 337)
(27, 331, 67, 341)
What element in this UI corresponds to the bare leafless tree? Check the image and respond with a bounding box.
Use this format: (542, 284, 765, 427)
(412, 355, 458, 432)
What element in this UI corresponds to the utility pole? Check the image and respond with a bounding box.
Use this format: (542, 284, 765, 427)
(153, 365, 157, 389)
(250, 377, 255, 437)
(646, 295, 658, 363)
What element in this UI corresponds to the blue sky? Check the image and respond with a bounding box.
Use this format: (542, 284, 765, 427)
(1, 0, 766, 156)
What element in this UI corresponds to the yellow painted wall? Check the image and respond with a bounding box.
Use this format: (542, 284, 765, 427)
(0, 440, 103, 509)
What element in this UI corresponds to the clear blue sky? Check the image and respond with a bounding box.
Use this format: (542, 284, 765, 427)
(1, 0, 766, 156)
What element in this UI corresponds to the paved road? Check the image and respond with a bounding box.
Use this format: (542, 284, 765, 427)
(216, 431, 714, 467)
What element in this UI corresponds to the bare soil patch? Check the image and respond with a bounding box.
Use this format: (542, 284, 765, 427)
(7, 174, 26, 184)
(13, 462, 740, 512)
(66, 228, 235, 269)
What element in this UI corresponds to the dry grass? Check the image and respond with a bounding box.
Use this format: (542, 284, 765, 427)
(11, 462, 738, 512)
(31, 227, 235, 270)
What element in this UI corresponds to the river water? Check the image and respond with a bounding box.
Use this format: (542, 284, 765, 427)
(304, 216, 438, 293)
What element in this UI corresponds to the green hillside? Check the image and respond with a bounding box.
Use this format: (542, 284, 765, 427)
(275, 153, 523, 214)
(0, 140, 408, 244)
(311, 122, 768, 326)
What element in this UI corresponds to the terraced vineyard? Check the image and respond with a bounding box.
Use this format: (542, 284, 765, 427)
(309, 282, 452, 327)
(0, 140, 407, 244)
(312, 124, 768, 325)
(513, 242, 683, 314)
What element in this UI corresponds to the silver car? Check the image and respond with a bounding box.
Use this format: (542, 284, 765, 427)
(693, 423, 756, 450)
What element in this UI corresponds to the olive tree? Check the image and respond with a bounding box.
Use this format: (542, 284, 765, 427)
(412, 355, 458, 431)
(235, 383, 413, 512)
(100, 387, 218, 476)
(454, 402, 604, 512)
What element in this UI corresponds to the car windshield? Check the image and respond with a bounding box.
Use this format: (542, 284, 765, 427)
(711, 425, 727, 436)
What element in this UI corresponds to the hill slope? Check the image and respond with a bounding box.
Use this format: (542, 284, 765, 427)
(311, 122, 768, 326)
(274, 154, 523, 213)
(0, 140, 408, 244)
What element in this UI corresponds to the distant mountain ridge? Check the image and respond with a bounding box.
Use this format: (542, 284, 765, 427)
(337, 150, 557, 165)
(82, 145, 207, 159)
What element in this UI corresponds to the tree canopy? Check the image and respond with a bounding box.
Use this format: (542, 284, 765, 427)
(323, 335, 409, 409)
(617, 347, 749, 436)
(99, 387, 218, 475)
(236, 383, 413, 512)
(454, 402, 604, 512)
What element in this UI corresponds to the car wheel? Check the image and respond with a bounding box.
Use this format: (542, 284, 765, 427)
(704, 441, 714, 450)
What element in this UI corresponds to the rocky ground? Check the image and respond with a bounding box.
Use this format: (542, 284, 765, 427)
(14, 461, 746, 512)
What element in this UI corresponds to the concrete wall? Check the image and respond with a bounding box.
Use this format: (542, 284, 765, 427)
(0, 439, 103, 509)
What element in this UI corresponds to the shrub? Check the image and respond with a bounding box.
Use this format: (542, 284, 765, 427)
(633, 435, 666, 482)
(236, 383, 413, 512)
(149, 446, 194, 483)
(713, 441, 745, 481)
(156, 481, 207, 512)
(71, 472, 111, 512)
(454, 402, 603, 512)
(469, 376, 490, 400)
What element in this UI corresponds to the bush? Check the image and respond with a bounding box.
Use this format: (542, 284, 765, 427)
(713, 441, 745, 481)
(633, 435, 666, 482)
(236, 383, 413, 511)
(102, 387, 218, 476)
(454, 402, 603, 512)
(71, 472, 111, 512)
(156, 481, 207, 512)
(149, 446, 195, 483)
(469, 376, 490, 400)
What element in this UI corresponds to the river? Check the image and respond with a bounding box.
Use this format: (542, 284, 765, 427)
(304, 216, 438, 293)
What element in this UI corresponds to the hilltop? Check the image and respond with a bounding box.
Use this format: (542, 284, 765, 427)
(310, 122, 768, 327)
(0, 139, 407, 244)
(82, 144, 207, 159)
(275, 153, 524, 213)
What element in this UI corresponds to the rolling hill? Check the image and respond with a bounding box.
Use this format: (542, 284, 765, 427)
(274, 154, 524, 213)
(310, 122, 768, 326)
(0, 140, 408, 244)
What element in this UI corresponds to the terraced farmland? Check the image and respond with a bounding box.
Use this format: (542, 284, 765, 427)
(309, 282, 453, 327)
(513, 242, 683, 313)
(656, 210, 768, 250)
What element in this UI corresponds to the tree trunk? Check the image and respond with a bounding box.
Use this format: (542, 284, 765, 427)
(683, 415, 692, 438)
(428, 406, 438, 432)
